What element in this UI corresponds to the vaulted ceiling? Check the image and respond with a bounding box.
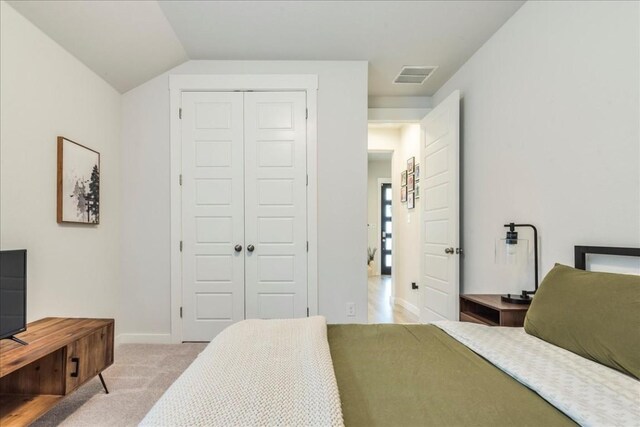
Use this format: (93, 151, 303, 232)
(8, 1, 524, 94)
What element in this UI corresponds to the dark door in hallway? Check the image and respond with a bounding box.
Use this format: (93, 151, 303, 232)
(380, 183, 392, 275)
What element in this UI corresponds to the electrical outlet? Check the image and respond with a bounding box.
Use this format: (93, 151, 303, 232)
(346, 303, 356, 317)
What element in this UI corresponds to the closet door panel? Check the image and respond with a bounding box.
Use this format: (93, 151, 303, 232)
(181, 92, 245, 341)
(244, 92, 308, 319)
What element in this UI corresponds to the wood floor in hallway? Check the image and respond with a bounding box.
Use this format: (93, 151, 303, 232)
(368, 275, 419, 323)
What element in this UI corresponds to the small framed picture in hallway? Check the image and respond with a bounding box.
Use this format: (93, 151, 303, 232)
(401, 170, 407, 187)
(401, 186, 407, 202)
(408, 191, 415, 209)
(407, 156, 415, 174)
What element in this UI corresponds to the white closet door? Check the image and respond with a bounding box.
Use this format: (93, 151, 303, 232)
(181, 92, 245, 341)
(244, 92, 308, 319)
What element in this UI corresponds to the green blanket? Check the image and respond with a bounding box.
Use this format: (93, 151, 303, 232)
(328, 324, 575, 427)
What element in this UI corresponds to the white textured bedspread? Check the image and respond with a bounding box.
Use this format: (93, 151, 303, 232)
(140, 316, 344, 427)
(435, 321, 640, 427)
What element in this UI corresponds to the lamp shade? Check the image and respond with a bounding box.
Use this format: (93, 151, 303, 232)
(495, 238, 529, 266)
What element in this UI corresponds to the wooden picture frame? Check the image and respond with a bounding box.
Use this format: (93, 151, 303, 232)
(415, 163, 420, 181)
(408, 191, 415, 209)
(407, 173, 415, 192)
(401, 170, 407, 187)
(57, 137, 100, 224)
(415, 182, 420, 199)
(407, 157, 415, 174)
(401, 186, 407, 202)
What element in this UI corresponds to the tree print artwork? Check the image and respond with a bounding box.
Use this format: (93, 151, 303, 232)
(88, 164, 100, 222)
(57, 137, 100, 224)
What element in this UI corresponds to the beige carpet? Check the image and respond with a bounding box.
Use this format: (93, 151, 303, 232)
(32, 343, 207, 427)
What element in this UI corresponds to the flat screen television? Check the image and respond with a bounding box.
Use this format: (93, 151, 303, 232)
(0, 249, 27, 342)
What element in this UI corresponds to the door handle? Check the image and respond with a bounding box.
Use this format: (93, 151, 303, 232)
(444, 247, 454, 254)
(247, 244, 255, 252)
(234, 244, 242, 252)
(71, 357, 80, 377)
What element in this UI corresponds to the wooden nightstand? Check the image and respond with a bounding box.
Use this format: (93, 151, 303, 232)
(459, 294, 530, 327)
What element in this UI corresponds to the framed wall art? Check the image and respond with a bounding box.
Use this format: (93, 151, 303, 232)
(415, 182, 420, 199)
(57, 136, 100, 224)
(401, 186, 407, 202)
(401, 170, 407, 187)
(407, 157, 415, 174)
(415, 163, 420, 181)
(408, 191, 415, 209)
(407, 173, 415, 191)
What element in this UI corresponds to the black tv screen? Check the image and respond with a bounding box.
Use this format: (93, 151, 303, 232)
(0, 250, 27, 339)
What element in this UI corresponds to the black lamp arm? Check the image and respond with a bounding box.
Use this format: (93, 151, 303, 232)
(504, 223, 539, 291)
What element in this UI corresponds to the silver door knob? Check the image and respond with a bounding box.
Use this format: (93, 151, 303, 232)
(247, 244, 255, 252)
(444, 247, 454, 254)
(234, 244, 242, 252)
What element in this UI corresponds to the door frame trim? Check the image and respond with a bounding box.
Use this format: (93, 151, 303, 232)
(169, 74, 319, 343)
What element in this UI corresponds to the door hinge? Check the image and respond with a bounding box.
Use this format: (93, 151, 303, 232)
(179, 174, 182, 186)
(180, 241, 183, 252)
(305, 108, 308, 119)
(306, 241, 309, 252)
(178, 107, 182, 119)
(306, 174, 309, 186)
(180, 307, 183, 318)
(307, 307, 309, 317)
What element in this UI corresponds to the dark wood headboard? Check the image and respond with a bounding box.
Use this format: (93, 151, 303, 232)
(574, 246, 640, 270)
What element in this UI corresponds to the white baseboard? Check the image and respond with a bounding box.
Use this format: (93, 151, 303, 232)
(393, 297, 420, 317)
(115, 333, 172, 346)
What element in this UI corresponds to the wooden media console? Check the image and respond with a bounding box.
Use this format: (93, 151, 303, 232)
(0, 318, 114, 426)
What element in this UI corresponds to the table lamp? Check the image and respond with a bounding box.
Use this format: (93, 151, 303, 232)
(496, 222, 539, 304)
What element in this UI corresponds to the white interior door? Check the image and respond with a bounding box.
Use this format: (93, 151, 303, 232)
(181, 92, 245, 341)
(244, 92, 308, 319)
(419, 90, 461, 322)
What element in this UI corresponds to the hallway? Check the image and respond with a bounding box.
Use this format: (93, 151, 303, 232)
(368, 275, 419, 323)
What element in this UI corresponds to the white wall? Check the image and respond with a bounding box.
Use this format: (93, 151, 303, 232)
(433, 0, 640, 293)
(121, 60, 368, 339)
(392, 125, 422, 314)
(368, 97, 432, 109)
(368, 96, 432, 122)
(367, 159, 391, 274)
(0, 2, 121, 324)
(368, 127, 400, 153)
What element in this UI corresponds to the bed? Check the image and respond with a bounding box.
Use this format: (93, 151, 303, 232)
(141, 246, 640, 427)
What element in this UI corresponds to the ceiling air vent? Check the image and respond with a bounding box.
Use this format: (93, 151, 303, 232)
(393, 66, 438, 85)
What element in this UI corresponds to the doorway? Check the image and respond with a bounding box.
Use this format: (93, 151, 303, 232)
(367, 91, 461, 324)
(367, 141, 417, 323)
